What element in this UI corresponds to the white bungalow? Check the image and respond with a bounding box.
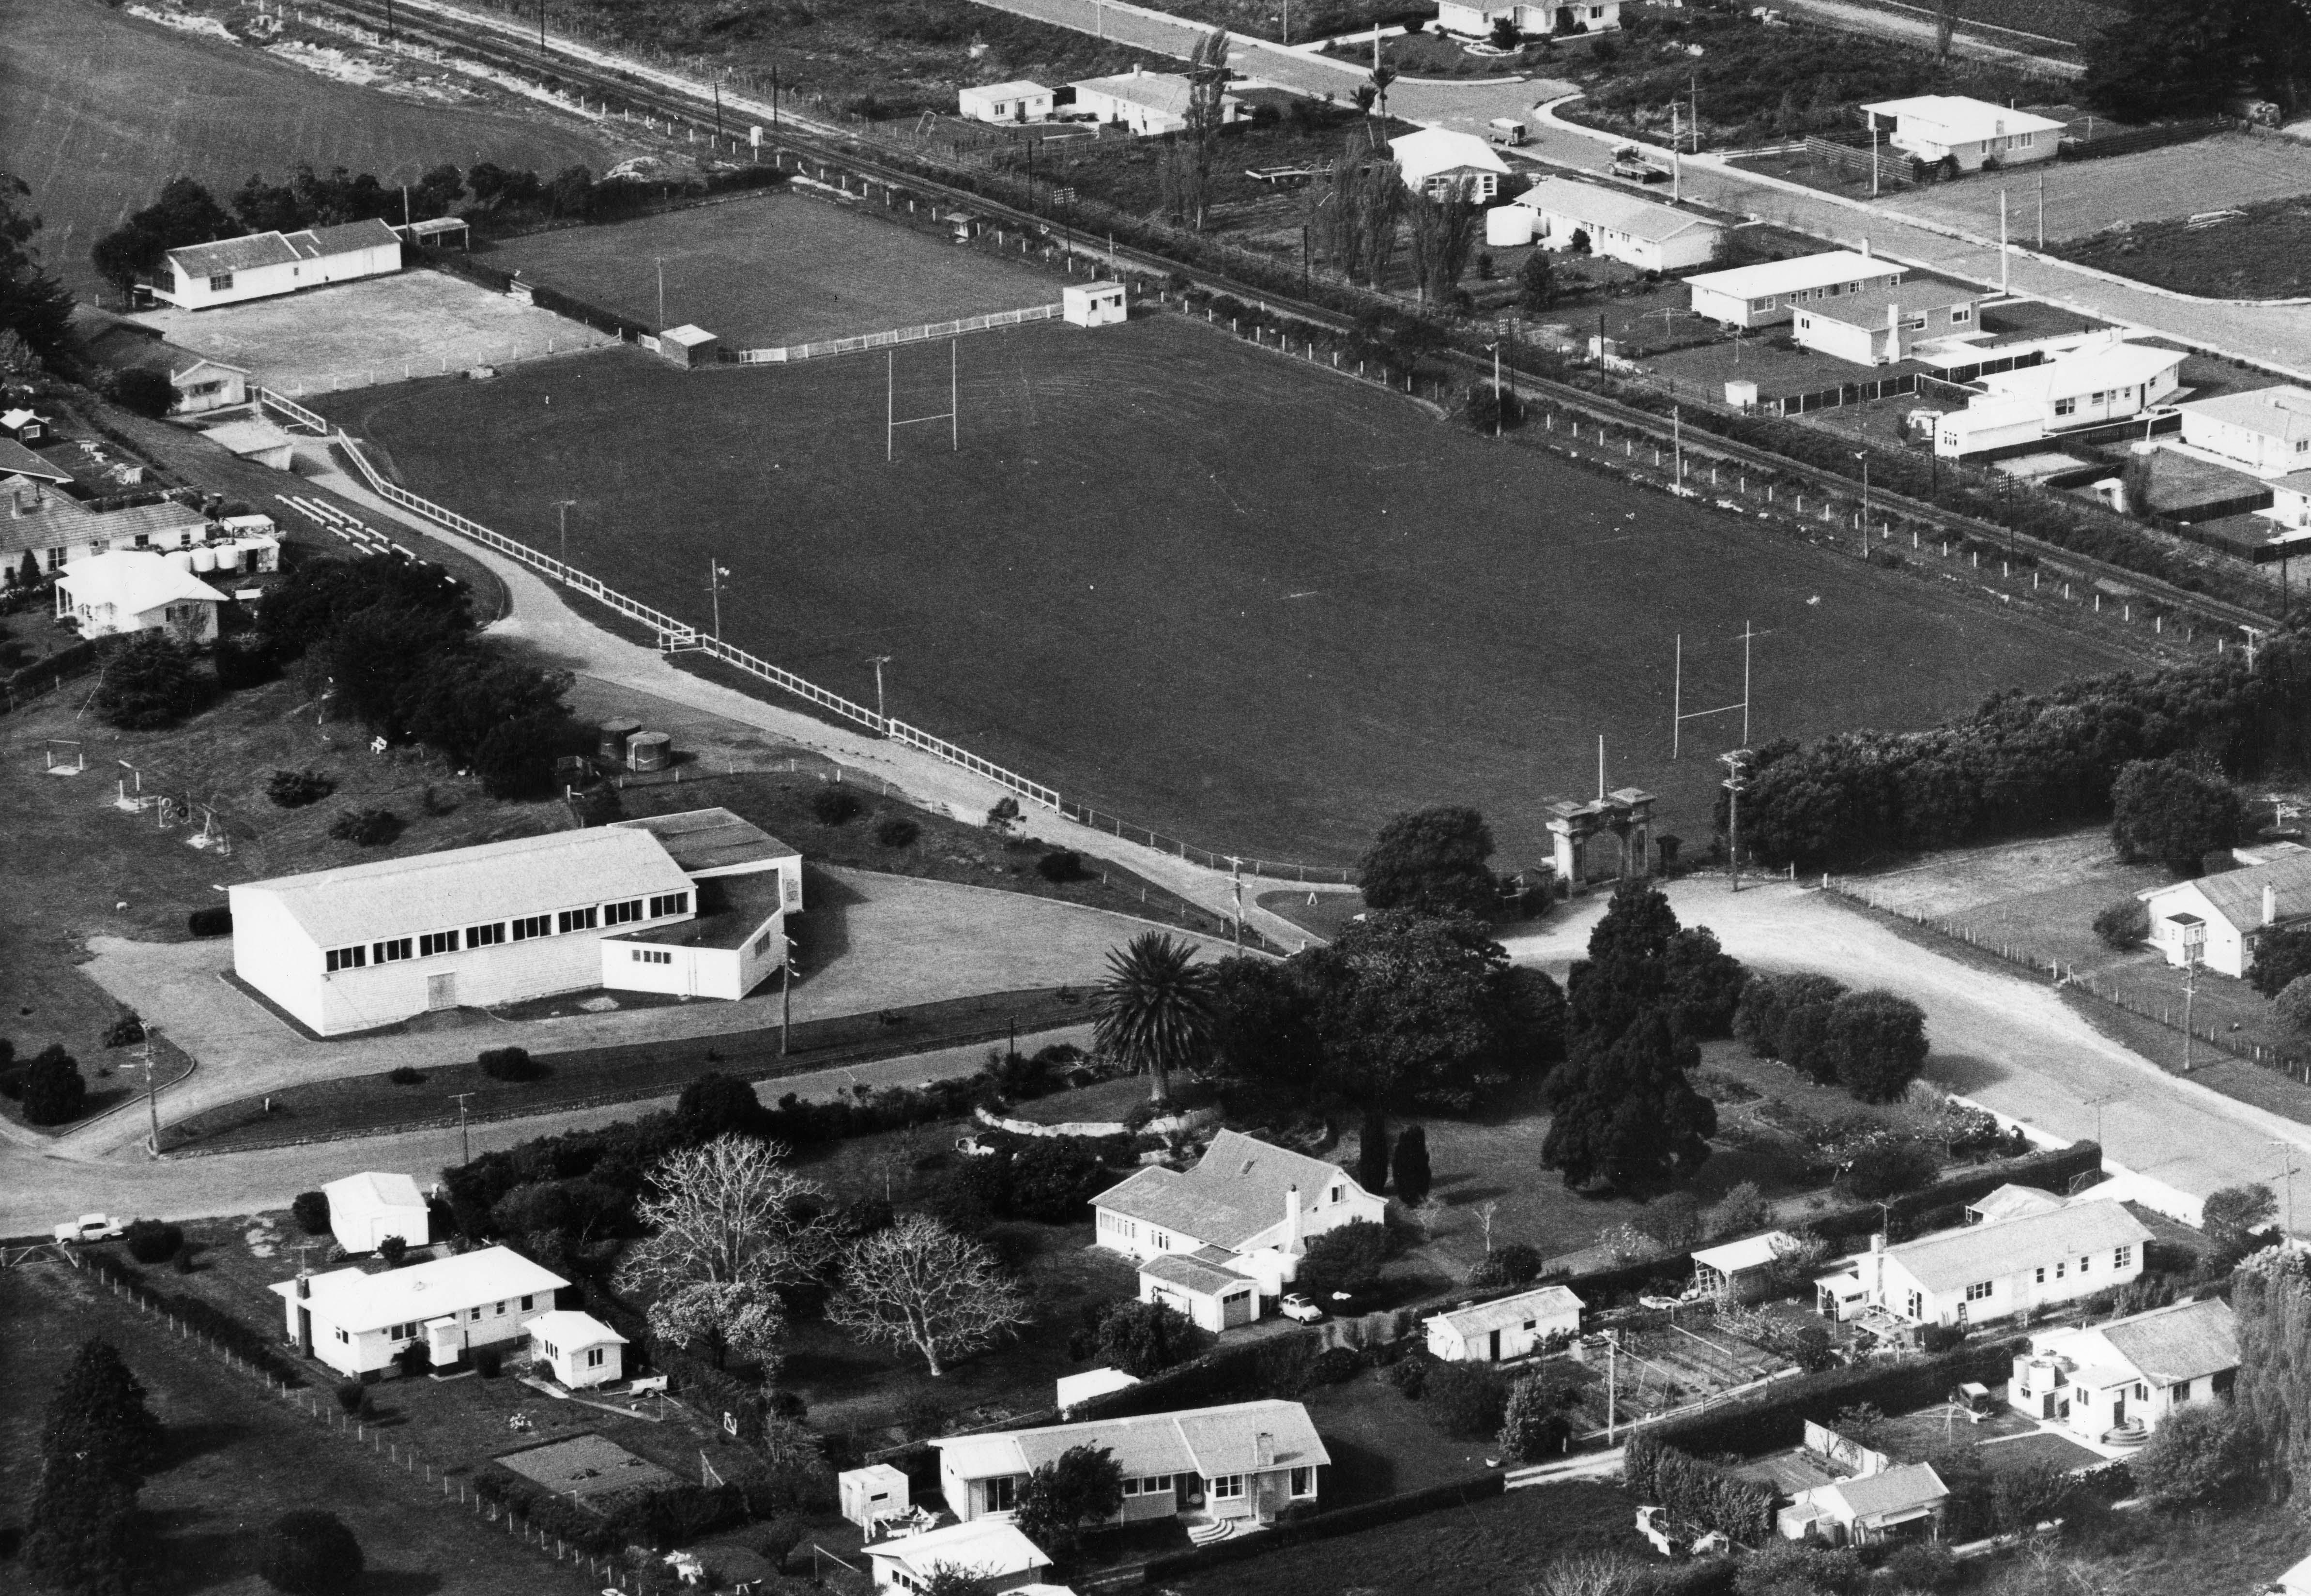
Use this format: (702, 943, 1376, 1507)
(1860, 96, 2062, 174)
(866, 1520, 1052, 1595)
(1815, 1202, 2151, 1329)
(2008, 1297, 2237, 1441)
(960, 80, 1055, 123)
(1974, 338, 2184, 431)
(54, 550, 222, 643)
(1436, 0, 1621, 37)
(1686, 250, 1906, 330)
(1389, 128, 1511, 202)
(271, 1244, 568, 1378)
(2138, 852, 2311, 978)
(156, 219, 402, 310)
(1069, 68, 1242, 137)
(1513, 177, 1721, 273)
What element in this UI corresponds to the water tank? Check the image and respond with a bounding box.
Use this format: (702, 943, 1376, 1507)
(190, 546, 218, 573)
(598, 718, 642, 763)
(627, 731, 671, 772)
(1486, 206, 1535, 247)
(168, 551, 195, 571)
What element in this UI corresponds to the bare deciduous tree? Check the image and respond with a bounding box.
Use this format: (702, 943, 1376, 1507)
(616, 1136, 835, 1368)
(828, 1215, 1028, 1376)
(1406, 177, 1481, 307)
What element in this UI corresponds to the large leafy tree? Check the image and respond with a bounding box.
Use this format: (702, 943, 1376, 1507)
(1825, 991, 1929, 1103)
(1085, 1300, 1210, 1377)
(1093, 932, 1216, 1104)
(0, 173, 74, 362)
(615, 1136, 834, 1371)
(90, 177, 235, 294)
(1206, 953, 1322, 1105)
(2111, 756, 2243, 876)
(2134, 1401, 2256, 1511)
(22, 1339, 162, 1595)
(1541, 1012, 1716, 1189)
(1014, 1444, 1125, 1562)
(2081, 0, 2247, 121)
(1358, 805, 1499, 917)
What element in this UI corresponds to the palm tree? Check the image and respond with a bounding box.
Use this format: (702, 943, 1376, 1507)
(1093, 932, 1217, 1104)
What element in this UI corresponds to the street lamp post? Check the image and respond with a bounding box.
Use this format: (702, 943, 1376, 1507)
(708, 562, 731, 641)
(551, 498, 576, 585)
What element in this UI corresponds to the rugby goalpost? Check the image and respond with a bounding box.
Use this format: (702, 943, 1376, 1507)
(1671, 621, 1756, 760)
(886, 338, 958, 462)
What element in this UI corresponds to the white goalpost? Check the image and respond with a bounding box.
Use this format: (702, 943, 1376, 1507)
(1671, 621, 1756, 760)
(885, 338, 959, 462)
(43, 739, 84, 776)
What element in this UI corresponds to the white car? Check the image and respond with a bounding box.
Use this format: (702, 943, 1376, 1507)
(1279, 1293, 1325, 1324)
(954, 1135, 999, 1158)
(54, 1213, 125, 1244)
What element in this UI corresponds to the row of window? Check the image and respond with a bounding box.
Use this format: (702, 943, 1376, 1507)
(321, 894, 691, 972)
(2052, 385, 2138, 418)
(370, 1294, 539, 1346)
(631, 949, 674, 966)
(1958, 1245, 2135, 1303)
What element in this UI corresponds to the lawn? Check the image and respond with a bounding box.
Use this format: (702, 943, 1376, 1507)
(0, 1259, 600, 1596)
(1170, 1478, 1635, 1596)
(321, 314, 2144, 872)
(481, 190, 1062, 350)
(0, 0, 630, 299)
(1300, 1369, 1503, 1502)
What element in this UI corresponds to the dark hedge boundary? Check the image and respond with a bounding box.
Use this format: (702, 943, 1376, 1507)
(1648, 1336, 2028, 1458)
(1139, 1473, 1508, 1581)
(76, 1246, 308, 1388)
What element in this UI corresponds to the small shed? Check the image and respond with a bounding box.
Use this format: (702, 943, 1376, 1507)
(524, 1310, 627, 1388)
(947, 211, 986, 243)
(1424, 1284, 1584, 1364)
(1063, 281, 1128, 328)
(200, 416, 301, 472)
(322, 1170, 431, 1254)
(1139, 1252, 1259, 1334)
(1056, 1366, 1141, 1413)
(398, 216, 472, 251)
(840, 1463, 914, 1531)
(1690, 1231, 1797, 1302)
(0, 408, 54, 445)
(659, 324, 719, 369)
(865, 1520, 1051, 1594)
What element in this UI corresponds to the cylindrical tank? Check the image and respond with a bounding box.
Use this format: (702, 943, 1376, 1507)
(191, 546, 218, 573)
(1486, 206, 1535, 247)
(168, 551, 195, 571)
(598, 717, 642, 764)
(627, 731, 671, 772)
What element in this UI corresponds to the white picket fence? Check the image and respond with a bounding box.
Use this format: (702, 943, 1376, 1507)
(735, 302, 1062, 365)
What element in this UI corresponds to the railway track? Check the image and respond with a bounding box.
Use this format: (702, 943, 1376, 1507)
(308, 0, 2275, 630)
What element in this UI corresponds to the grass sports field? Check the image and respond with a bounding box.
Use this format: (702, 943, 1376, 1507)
(326, 315, 2145, 869)
(1, 0, 629, 297)
(481, 190, 1062, 349)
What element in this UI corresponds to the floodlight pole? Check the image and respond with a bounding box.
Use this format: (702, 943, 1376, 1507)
(449, 1092, 474, 1166)
(1721, 749, 1750, 893)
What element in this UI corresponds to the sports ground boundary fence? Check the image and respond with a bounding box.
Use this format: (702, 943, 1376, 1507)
(257, 388, 1355, 887)
(735, 302, 1061, 364)
(46, 1251, 656, 1593)
(1820, 875, 2311, 1085)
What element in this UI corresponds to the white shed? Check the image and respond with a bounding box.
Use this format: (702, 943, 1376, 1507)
(1063, 281, 1128, 328)
(1056, 1366, 1141, 1413)
(523, 1309, 627, 1388)
(866, 1520, 1052, 1594)
(1424, 1285, 1583, 1363)
(960, 80, 1054, 123)
(1691, 1231, 1797, 1301)
(1388, 128, 1511, 201)
(322, 1171, 432, 1254)
(840, 1463, 914, 1531)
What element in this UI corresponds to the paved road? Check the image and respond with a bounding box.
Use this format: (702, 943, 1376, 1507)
(1504, 879, 2311, 1227)
(0, 1027, 1091, 1240)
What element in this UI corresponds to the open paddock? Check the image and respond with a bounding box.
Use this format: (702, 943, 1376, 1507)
(1877, 135, 2311, 246)
(322, 314, 2147, 867)
(479, 188, 1061, 350)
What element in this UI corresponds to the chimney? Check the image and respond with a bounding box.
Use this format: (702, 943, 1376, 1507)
(1888, 301, 1901, 355)
(1283, 1182, 1302, 1255)
(295, 1268, 314, 1357)
(2266, 883, 2280, 927)
(1255, 1432, 1276, 1469)
(1859, 237, 1872, 258)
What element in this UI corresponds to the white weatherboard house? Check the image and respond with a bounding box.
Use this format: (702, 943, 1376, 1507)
(523, 1309, 628, 1389)
(271, 1244, 567, 1378)
(933, 1399, 1327, 1528)
(1974, 338, 2184, 430)
(1424, 1285, 1583, 1363)
(230, 808, 800, 1035)
(322, 1170, 430, 1254)
(1685, 250, 1905, 330)
(1815, 1201, 2152, 1328)
(1069, 68, 1242, 137)
(2138, 852, 2311, 978)
(54, 550, 222, 642)
(1514, 177, 1721, 273)
(156, 218, 403, 310)
(2008, 1297, 2238, 1441)
(1389, 128, 1512, 202)
(1861, 96, 2062, 175)
(866, 1520, 1052, 1595)
(1778, 1462, 1949, 1546)
(1791, 282, 1983, 368)
(2178, 386, 2311, 476)
(1437, 0, 1621, 38)
(959, 80, 1055, 123)
(1094, 1130, 1386, 1319)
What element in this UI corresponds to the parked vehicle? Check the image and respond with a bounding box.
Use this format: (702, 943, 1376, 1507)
(1611, 145, 1668, 184)
(1279, 1293, 1326, 1323)
(1488, 117, 1530, 148)
(54, 1213, 125, 1244)
(954, 1135, 999, 1158)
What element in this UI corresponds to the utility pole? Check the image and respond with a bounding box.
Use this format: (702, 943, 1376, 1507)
(2081, 1091, 2116, 1149)
(713, 78, 724, 140)
(1227, 857, 1244, 950)
(866, 655, 892, 722)
(1606, 1332, 1619, 1441)
(656, 257, 667, 332)
(449, 1092, 475, 1166)
(1998, 190, 2010, 295)
(781, 953, 795, 1055)
(2036, 170, 2045, 248)
(1870, 123, 1880, 198)
(1491, 341, 1502, 437)
(2181, 928, 2204, 1072)
(1854, 450, 1871, 542)
(2276, 1140, 2301, 1236)
(537, 0, 545, 51)
(552, 498, 576, 584)
(141, 1025, 163, 1157)
(1721, 749, 1750, 892)
(1672, 404, 1683, 483)
(708, 562, 730, 640)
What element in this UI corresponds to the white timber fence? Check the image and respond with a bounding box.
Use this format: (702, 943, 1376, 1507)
(735, 302, 1061, 365)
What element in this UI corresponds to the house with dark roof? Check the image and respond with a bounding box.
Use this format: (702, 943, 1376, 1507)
(1, 492, 214, 579)
(1093, 1131, 1386, 1325)
(1778, 1461, 1949, 1546)
(1815, 1200, 2152, 1329)
(156, 218, 401, 310)
(932, 1399, 1328, 1532)
(0, 439, 75, 489)
(2138, 850, 2311, 978)
(1790, 281, 1985, 369)
(2009, 1298, 2238, 1443)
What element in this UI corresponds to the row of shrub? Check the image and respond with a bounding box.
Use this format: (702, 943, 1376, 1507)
(1623, 1431, 1779, 1542)
(470, 1461, 747, 1554)
(1649, 1337, 2025, 1460)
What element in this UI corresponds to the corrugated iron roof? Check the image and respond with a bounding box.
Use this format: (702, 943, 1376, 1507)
(2097, 1298, 2239, 1385)
(1516, 176, 1713, 245)
(268, 1245, 567, 1333)
(168, 232, 303, 277)
(1887, 1200, 2151, 1294)
(1427, 1284, 1584, 1336)
(1095, 1131, 1364, 1251)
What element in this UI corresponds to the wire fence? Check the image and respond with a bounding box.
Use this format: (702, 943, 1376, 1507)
(1820, 876, 2311, 1084)
(735, 302, 1061, 364)
(53, 1253, 647, 1591)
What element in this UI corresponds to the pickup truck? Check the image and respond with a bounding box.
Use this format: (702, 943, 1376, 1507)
(54, 1213, 126, 1244)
